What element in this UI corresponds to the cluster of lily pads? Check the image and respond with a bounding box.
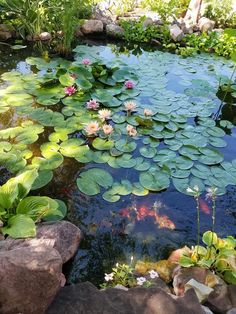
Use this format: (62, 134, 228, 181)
(0, 45, 236, 202)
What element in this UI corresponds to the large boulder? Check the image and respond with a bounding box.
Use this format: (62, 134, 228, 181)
(47, 282, 204, 314)
(106, 23, 124, 38)
(81, 19, 104, 34)
(204, 284, 236, 313)
(169, 24, 184, 42)
(198, 17, 215, 33)
(0, 245, 62, 314)
(1, 221, 82, 263)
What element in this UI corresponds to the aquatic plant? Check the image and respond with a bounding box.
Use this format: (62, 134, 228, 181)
(0, 169, 67, 238)
(0, 45, 236, 205)
(179, 231, 236, 284)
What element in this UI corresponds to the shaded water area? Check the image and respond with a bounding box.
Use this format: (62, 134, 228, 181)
(0, 42, 236, 286)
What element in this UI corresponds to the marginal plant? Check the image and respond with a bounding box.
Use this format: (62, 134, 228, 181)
(0, 169, 67, 238)
(179, 231, 236, 284)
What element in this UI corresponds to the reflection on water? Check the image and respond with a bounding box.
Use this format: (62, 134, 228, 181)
(0, 42, 236, 286)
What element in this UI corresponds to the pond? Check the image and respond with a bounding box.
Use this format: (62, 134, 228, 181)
(0, 42, 236, 286)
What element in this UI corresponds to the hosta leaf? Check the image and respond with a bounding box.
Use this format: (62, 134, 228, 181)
(2, 214, 36, 238)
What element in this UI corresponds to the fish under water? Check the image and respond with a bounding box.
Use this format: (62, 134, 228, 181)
(119, 202, 176, 230)
(199, 197, 211, 215)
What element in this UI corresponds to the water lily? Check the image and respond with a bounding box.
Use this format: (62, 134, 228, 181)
(82, 58, 91, 65)
(149, 270, 159, 279)
(64, 86, 76, 96)
(136, 277, 146, 286)
(205, 187, 218, 200)
(102, 124, 113, 135)
(86, 99, 99, 110)
(125, 80, 135, 89)
(104, 272, 114, 282)
(98, 109, 112, 122)
(124, 101, 137, 112)
(126, 124, 137, 137)
(144, 108, 153, 116)
(84, 121, 100, 136)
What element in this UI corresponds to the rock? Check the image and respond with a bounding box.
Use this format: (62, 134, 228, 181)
(47, 282, 204, 314)
(135, 260, 176, 283)
(227, 309, 236, 314)
(198, 17, 215, 33)
(151, 39, 161, 45)
(169, 24, 184, 42)
(201, 305, 214, 314)
(39, 32, 52, 41)
(1, 221, 82, 263)
(106, 23, 124, 38)
(0, 245, 62, 314)
(143, 17, 154, 27)
(81, 19, 104, 34)
(204, 284, 236, 313)
(172, 267, 217, 296)
(0, 24, 13, 40)
(75, 26, 84, 37)
(185, 279, 214, 302)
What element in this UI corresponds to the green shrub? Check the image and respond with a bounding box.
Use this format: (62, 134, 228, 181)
(205, 0, 236, 28)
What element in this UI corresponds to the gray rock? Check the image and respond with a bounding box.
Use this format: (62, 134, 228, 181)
(46, 282, 204, 314)
(81, 19, 104, 34)
(1, 221, 82, 263)
(0, 245, 62, 314)
(143, 17, 154, 27)
(75, 26, 84, 37)
(204, 284, 236, 313)
(169, 24, 184, 42)
(227, 309, 236, 314)
(199, 17, 215, 33)
(106, 23, 124, 38)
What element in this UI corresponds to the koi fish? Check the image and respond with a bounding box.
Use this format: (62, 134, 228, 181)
(155, 214, 176, 230)
(136, 206, 156, 221)
(199, 198, 211, 215)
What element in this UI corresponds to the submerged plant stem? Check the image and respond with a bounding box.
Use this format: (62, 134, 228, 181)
(195, 196, 200, 257)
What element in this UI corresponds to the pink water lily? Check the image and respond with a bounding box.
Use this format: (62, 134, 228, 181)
(125, 80, 135, 89)
(126, 124, 137, 137)
(82, 58, 91, 65)
(64, 86, 76, 96)
(144, 108, 153, 116)
(102, 124, 113, 135)
(86, 99, 99, 110)
(124, 101, 137, 112)
(84, 121, 100, 136)
(98, 109, 112, 121)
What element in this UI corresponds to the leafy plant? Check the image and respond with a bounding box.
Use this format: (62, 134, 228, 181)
(119, 17, 170, 43)
(141, 0, 189, 21)
(179, 231, 236, 284)
(205, 0, 236, 28)
(0, 168, 67, 238)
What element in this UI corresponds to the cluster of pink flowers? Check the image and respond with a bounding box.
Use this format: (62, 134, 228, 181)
(82, 58, 91, 65)
(64, 86, 76, 96)
(124, 80, 135, 89)
(126, 124, 137, 137)
(86, 99, 99, 110)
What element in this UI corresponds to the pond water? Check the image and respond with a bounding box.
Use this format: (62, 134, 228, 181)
(0, 42, 236, 286)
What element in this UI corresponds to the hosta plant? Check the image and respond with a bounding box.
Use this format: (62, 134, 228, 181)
(0, 168, 67, 239)
(179, 231, 236, 284)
